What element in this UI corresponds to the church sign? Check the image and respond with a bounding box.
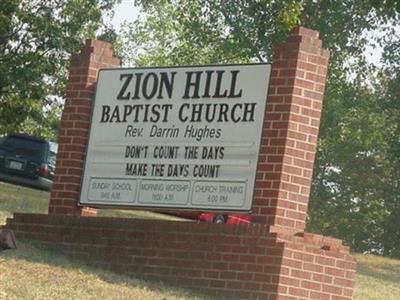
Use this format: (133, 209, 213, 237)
(79, 64, 271, 211)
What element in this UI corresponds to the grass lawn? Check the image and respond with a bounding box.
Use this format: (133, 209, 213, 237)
(353, 253, 400, 300)
(1, 181, 400, 299)
(0, 241, 206, 300)
(0, 182, 203, 300)
(0, 181, 186, 223)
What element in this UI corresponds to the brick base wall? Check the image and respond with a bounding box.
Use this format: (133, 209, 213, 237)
(5, 214, 355, 299)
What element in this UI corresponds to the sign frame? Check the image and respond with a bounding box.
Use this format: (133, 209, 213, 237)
(78, 63, 271, 212)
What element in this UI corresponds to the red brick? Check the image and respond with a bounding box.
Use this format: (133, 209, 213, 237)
(290, 269, 312, 280)
(237, 272, 254, 281)
(288, 287, 309, 298)
(304, 263, 323, 273)
(312, 273, 333, 284)
(49, 40, 120, 217)
(334, 277, 354, 288)
(336, 259, 357, 270)
(332, 296, 351, 300)
(280, 276, 300, 287)
(310, 291, 330, 300)
(301, 280, 321, 291)
(219, 271, 236, 280)
(294, 78, 314, 90)
(322, 284, 343, 295)
(325, 267, 345, 277)
(315, 256, 336, 266)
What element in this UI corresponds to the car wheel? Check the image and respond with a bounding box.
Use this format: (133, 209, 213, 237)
(213, 214, 226, 224)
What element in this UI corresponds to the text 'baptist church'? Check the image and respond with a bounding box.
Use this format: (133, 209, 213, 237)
(80, 64, 271, 211)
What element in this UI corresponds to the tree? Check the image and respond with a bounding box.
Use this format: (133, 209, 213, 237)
(118, 0, 400, 256)
(307, 71, 393, 254)
(119, 1, 398, 66)
(0, 0, 118, 140)
(117, 0, 302, 66)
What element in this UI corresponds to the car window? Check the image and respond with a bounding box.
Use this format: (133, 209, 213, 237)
(49, 142, 58, 154)
(3, 136, 47, 160)
(48, 151, 57, 166)
(48, 142, 58, 166)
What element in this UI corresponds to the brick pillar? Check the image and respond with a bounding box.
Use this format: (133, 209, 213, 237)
(253, 27, 329, 230)
(49, 40, 120, 216)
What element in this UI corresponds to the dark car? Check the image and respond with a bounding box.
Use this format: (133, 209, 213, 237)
(0, 133, 57, 191)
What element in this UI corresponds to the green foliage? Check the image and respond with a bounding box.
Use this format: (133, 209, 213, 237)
(0, 0, 118, 141)
(119, 0, 304, 66)
(308, 72, 393, 254)
(0, 96, 61, 141)
(119, 0, 400, 256)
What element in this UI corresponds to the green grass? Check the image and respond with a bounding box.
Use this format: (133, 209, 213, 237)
(0, 181, 202, 300)
(0, 240, 206, 300)
(1, 181, 400, 299)
(0, 181, 49, 224)
(0, 181, 185, 223)
(353, 253, 400, 300)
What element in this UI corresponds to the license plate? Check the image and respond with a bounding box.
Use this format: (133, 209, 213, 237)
(9, 161, 23, 170)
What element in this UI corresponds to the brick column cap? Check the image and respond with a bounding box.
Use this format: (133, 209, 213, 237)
(292, 26, 320, 38)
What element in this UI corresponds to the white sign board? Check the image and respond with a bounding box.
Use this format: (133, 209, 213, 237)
(80, 64, 271, 211)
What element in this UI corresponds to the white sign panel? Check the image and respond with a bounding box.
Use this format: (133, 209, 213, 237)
(80, 64, 271, 211)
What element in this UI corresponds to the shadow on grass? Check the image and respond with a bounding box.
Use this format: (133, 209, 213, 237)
(0, 239, 211, 300)
(357, 259, 400, 285)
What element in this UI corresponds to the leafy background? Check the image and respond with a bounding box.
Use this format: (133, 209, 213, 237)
(1, 0, 400, 257)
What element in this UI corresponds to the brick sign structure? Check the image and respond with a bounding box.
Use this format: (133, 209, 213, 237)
(3, 28, 356, 299)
